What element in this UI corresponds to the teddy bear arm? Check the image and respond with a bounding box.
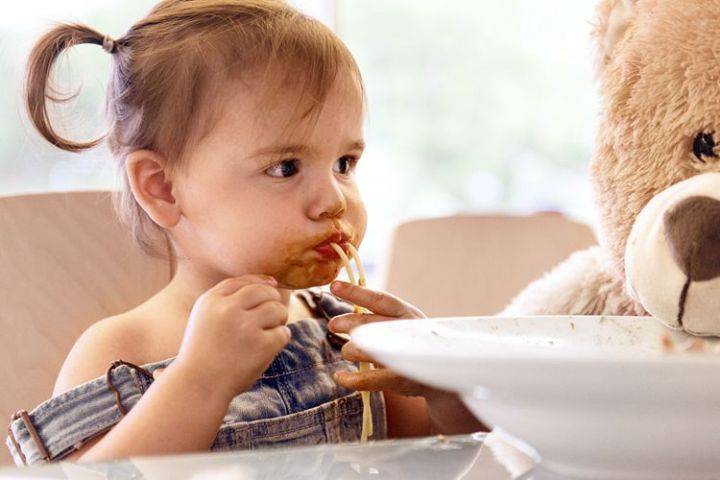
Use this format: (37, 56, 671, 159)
(499, 246, 645, 317)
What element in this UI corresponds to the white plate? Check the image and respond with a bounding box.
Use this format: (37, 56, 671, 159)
(352, 316, 720, 480)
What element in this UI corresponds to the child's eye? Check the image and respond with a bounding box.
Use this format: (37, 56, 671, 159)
(333, 156, 358, 176)
(266, 159, 299, 178)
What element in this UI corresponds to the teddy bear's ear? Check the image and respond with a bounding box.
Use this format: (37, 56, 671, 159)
(593, 0, 637, 67)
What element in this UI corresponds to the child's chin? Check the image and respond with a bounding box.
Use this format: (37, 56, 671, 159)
(276, 263, 340, 289)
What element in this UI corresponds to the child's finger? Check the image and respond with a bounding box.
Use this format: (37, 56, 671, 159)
(334, 368, 391, 392)
(231, 283, 281, 309)
(328, 313, 394, 334)
(334, 369, 434, 397)
(248, 301, 288, 329)
(264, 325, 292, 351)
(330, 282, 408, 317)
(340, 341, 373, 363)
(340, 343, 387, 368)
(212, 275, 277, 296)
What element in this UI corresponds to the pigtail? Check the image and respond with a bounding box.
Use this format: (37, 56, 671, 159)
(25, 23, 111, 152)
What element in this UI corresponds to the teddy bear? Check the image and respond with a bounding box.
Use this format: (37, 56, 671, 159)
(502, 0, 720, 337)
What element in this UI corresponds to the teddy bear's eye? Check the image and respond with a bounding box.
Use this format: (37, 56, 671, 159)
(692, 132, 718, 163)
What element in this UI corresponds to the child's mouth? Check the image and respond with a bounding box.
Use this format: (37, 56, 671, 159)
(314, 244, 343, 259)
(314, 233, 350, 259)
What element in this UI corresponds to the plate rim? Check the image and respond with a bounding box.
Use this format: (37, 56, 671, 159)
(351, 315, 720, 368)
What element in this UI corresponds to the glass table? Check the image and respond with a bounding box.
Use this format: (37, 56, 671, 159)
(0, 432, 537, 479)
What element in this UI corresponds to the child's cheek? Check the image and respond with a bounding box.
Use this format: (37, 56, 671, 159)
(351, 202, 368, 244)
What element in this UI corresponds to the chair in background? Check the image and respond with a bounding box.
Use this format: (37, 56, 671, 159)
(0, 191, 171, 465)
(381, 213, 597, 317)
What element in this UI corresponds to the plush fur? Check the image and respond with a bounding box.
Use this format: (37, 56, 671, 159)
(503, 0, 720, 316)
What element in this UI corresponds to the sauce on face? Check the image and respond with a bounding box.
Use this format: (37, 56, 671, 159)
(261, 221, 361, 289)
(269, 236, 342, 289)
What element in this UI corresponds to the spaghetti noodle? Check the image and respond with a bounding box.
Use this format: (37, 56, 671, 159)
(329, 242, 373, 442)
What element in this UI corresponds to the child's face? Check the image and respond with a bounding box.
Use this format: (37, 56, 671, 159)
(171, 70, 366, 289)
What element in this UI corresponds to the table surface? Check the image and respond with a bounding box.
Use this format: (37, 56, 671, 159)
(0, 433, 538, 480)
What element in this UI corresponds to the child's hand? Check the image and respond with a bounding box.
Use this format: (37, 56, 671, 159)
(328, 281, 440, 398)
(175, 275, 291, 399)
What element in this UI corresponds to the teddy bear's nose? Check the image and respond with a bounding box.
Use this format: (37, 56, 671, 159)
(663, 195, 720, 281)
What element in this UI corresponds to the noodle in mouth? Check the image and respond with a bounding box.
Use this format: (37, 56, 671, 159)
(329, 242, 373, 443)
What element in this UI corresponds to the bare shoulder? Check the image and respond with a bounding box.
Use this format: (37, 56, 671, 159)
(53, 313, 151, 397)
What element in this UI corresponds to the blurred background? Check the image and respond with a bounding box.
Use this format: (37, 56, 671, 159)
(0, 0, 600, 281)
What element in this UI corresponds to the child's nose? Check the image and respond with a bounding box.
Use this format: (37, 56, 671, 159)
(307, 175, 347, 220)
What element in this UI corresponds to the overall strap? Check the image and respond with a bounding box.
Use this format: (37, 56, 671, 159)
(6, 360, 157, 465)
(295, 289, 354, 349)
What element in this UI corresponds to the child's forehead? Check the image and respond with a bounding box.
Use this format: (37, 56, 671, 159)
(212, 69, 364, 146)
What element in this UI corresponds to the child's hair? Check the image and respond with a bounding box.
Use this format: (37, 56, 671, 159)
(25, 0, 362, 255)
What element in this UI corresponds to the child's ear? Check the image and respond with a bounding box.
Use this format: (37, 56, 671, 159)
(594, 0, 638, 68)
(125, 150, 181, 229)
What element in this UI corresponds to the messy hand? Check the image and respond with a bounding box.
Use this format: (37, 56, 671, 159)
(328, 281, 442, 398)
(175, 275, 291, 399)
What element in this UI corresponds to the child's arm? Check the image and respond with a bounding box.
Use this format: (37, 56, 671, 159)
(328, 281, 487, 436)
(56, 275, 290, 462)
(60, 356, 239, 461)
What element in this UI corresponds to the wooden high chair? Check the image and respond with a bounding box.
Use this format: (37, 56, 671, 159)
(0, 191, 171, 465)
(381, 213, 597, 317)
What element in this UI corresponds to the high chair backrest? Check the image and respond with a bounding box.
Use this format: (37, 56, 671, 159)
(381, 213, 597, 317)
(0, 191, 171, 465)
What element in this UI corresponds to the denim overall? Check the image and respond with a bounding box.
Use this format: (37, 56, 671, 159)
(6, 290, 386, 466)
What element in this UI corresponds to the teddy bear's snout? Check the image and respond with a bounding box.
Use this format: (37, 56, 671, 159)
(663, 195, 720, 282)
